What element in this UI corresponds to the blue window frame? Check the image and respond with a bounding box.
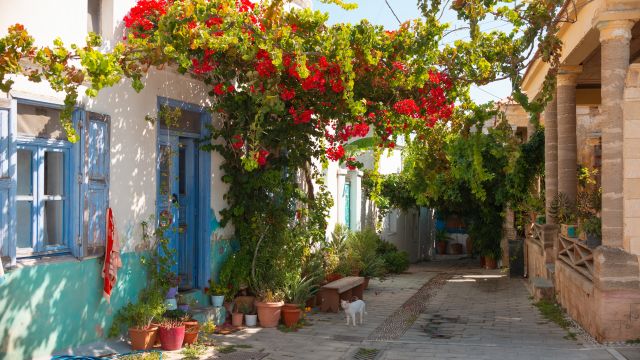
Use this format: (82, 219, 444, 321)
(0, 99, 111, 264)
(15, 141, 71, 257)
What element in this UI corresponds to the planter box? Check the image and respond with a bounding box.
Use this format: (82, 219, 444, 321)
(561, 224, 578, 238)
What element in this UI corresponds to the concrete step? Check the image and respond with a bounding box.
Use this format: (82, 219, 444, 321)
(531, 276, 555, 301)
(192, 305, 227, 325)
(545, 263, 556, 281)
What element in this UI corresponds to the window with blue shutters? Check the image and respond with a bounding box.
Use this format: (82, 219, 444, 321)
(0, 101, 110, 264)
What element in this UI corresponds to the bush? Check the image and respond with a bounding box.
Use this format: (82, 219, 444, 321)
(382, 251, 410, 274)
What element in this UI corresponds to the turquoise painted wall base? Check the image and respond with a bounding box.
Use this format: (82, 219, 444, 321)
(0, 253, 147, 360)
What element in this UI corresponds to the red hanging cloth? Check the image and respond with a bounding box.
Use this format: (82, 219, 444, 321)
(102, 207, 122, 303)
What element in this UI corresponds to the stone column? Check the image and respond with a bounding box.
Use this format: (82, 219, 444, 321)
(544, 96, 558, 224)
(556, 66, 582, 203)
(598, 19, 635, 248)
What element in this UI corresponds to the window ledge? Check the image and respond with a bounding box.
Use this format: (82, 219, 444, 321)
(13, 254, 79, 269)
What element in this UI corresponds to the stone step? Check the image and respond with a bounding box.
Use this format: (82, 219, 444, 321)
(545, 263, 556, 282)
(531, 276, 555, 301)
(192, 305, 227, 325)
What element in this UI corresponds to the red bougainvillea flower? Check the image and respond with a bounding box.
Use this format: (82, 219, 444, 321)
(255, 49, 276, 78)
(206, 16, 223, 27)
(231, 135, 244, 150)
(256, 149, 269, 166)
(279, 86, 295, 101)
(236, 0, 255, 12)
(227, 84, 235, 93)
(326, 145, 345, 161)
(393, 99, 420, 118)
(213, 83, 226, 96)
(123, 0, 167, 37)
(346, 157, 357, 170)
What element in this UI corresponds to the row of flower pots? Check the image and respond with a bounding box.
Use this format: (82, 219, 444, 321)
(129, 319, 199, 351)
(212, 296, 303, 329)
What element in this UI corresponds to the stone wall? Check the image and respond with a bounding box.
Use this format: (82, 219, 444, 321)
(623, 64, 640, 255)
(554, 260, 597, 337)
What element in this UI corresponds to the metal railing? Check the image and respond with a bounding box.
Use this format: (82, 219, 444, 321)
(557, 234, 594, 281)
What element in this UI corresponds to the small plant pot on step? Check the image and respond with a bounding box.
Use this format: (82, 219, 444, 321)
(484, 257, 497, 270)
(182, 321, 199, 346)
(282, 307, 302, 328)
(159, 325, 185, 351)
(245, 314, 258, 327)
(232, 312, 244, 327)
(256, 301, 284, 328)
(210, 295, 225, 307)
(561, 224, 578, 238)
(128, 326, 158, 351)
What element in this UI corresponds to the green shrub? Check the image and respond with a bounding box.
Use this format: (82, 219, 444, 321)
(382, 251, 410, 274)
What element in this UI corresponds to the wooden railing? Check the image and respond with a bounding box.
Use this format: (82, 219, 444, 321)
(530, 223, 544, 249)
(557, 234, 594, 281)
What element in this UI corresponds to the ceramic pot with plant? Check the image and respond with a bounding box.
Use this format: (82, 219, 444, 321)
(166, 273, 180, 299)
(176, 294, 190, 312)
(182, 317, 199, 346)
(120, 299, 165, 351)
(206, 279, 227, 308)
(282, 274, 318, 328)
(255, 290, 284, 328)
(581, 216, 602, 248)
(158, 319, 185, 351)
(231, 310, 244, 327)
(550, 193, 578, 238)
(244, 304, 258, 327)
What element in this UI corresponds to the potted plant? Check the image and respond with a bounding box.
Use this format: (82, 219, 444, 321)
(231, 302, 244, 327)
(176, 294, 193, 312)
(483, 249, 499, 270)
(243, 304, 258, 327)
(166, 272, 180, 299)
(175, 312, 199, 346)
(255, 290, 284, 328)
(282, 274, 318, 328)
(435, 229, 450, 255)
(450, 242, 463, 255)
(550, 193, 578, 238)
(206, 279, 227, 308)
(359, 255, 385, 289)
(580, 216, 601, 248)
(121, 300, 165, 351)
(158, 318, 185, 351)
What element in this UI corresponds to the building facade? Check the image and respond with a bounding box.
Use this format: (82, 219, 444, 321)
(521, 0, 640, 341)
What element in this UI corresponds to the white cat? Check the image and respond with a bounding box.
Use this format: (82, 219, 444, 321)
(341, 299, 367, 326)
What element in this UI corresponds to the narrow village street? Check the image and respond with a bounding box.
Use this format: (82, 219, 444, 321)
(210, 259, 640, 360)
(68, 259, 640, 360)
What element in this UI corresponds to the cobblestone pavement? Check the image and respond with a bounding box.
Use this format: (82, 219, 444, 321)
(213, 259, 640, 360)
(61, 259, 640, 360)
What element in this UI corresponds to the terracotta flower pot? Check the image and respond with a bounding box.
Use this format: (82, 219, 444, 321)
(480, 256, 486, 268)
(182, 321, 199, 346)
(484, 256, 497, 270)
(450, 243, 463, 255)
(232, 312, 244, 327)
(128, 326, 158, 351)
(159, 325, 185, 351)
(255, 301, 284, 328)
(465, 237, 473, 255)
(363, 277, 370, 290)
(282, 307, 302, 328)
(436, 241, 447, 255)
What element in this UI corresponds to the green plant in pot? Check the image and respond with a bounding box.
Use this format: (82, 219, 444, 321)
(240, 303, 258, 327)
(549, 192, 578, 238)
(576, 181, 602, 248)
(206, 280, 228, 308)
(119, 298, 165, 351)
(282, 274, 318, 328)
(255, 289, 285, 328)
(580, 216, 601, 248)
(158, 318, 185, 351)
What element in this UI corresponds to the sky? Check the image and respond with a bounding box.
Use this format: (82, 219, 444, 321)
(313, 0, 512, 104)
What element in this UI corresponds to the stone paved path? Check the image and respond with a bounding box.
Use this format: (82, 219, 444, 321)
(214, 259, 640, 360)
(62, 259, 640, 360)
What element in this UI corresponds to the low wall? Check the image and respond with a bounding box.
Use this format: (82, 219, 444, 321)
(554, 260, 597, 337)
(0, 253, 147, 360)
(526, 238, 548, 280)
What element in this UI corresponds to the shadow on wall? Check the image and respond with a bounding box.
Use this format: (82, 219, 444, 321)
(0, 253, 146, 360)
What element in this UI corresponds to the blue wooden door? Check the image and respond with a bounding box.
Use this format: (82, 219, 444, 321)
(343, 181, 351, 229)
(158, 135, 198, 289)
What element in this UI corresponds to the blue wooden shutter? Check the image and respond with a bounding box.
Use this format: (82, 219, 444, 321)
(81, 111, 110, 258)
(0, 99, 16, 265)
